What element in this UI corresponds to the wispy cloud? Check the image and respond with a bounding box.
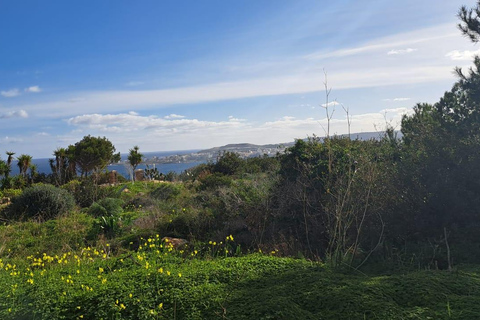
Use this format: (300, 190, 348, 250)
(387, 48, 417, 55)
(125, 81, 145, 87)
(0, 109, 29, 119)
(0, 136, 23, 143)
(67, 97, 86, 103)
(25, 86, 42, 93)
(321, 101, 340, 108)
(304, 24, 456, 60)
(445, 49, 480, 61)
(383, 97, 411, 101)
(1, 88, 20, 98)
(164, 114, 185, 119)
(13, 64, 455, 119)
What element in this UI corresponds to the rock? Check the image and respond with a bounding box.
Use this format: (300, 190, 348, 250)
(162, 237, 188, 249)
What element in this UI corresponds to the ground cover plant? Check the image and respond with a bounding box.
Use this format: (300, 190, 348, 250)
(2, 3, 480, 319)
(0, 235, 480, 320)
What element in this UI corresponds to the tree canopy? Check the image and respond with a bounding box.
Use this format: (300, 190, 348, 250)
(72, 135, 120, 177)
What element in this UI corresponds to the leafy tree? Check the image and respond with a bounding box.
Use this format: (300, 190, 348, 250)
(395, 3, 480, 255)
(72, 135, 119, 177)
(127, 145, 143, 181)
(213, 151, 243, 176)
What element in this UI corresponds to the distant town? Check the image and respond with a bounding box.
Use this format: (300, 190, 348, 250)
(131, 131, 385, 165)
(143, 142, 294, 164)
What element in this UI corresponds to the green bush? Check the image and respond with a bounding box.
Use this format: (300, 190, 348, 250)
(63, 179, 110, 208)
(6, 184, 75, 221)
(2, 188, 22, 199)
(150, 183, 182, 201)
(198, 173, 232, 190)
(88, 197, 124, 217)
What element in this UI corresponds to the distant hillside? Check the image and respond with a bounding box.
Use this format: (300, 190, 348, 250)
(198, 131, 393, 154)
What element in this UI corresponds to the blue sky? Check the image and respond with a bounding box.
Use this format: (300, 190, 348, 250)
(0, 0, 476, 158)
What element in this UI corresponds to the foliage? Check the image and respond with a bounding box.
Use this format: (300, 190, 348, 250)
(16, 154, 32, 179)
(5, 184, 75, 221)
(128, 146, 143, 181)
(0, 189, 22, 199)
(72, 135, 120, 177)
(213, 151, 244, 176)
(144, 165, 163, 181)
(0, 212, 94, 257)
(49, 147, 77, 186)
(1, 244, 480, 319)
(198, 173, 232, 190)
(458, 0, 480, 43)
(149, 183, 183, 201)
(63, 179, 111, 208)
(88, 198, 124, 217)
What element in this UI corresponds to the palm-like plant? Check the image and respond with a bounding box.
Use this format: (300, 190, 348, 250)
(128, 146, 143, 181)
(17, 154, 33, 179)
(51, 147, 68, 185)
(5, 151, 15, 178)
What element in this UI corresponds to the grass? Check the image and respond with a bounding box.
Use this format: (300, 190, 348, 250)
(0, 236, 480, 320)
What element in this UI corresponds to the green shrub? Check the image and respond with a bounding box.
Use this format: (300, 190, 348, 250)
(92, 214, 124, 239)
(63, 179, 110, 208)
(198, 173, 232, 190)
(214, 151, 244, 175)
(150, 183, 182, 201)
(6, 184, 75, 221)
(1, 188, 22, 198)
(88, 198, 124, 217)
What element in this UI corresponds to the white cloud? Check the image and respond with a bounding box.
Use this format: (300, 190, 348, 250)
(387, 48, 417, 55)
(304, 24, 456, 60)
(321, 101, 340, 108)
(1, 88, 20, 98)
(35, 132, 50, 136)
(164, 114, 185, 119)
(67, 113, 249, 135)
(383, 97, 411, 101)
(228, 115, 246, 122)
(0, 109, 29, 119)
(445, 49, 480, 61)
(25, 86, 42, 93)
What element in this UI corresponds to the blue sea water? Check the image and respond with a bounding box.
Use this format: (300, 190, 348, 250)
(9, 150, 204, 178)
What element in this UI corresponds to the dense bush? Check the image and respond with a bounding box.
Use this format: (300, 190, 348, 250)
(6, 184, 75, 221)
(62, 179, 110, 208)
(149, 183, 182, 201)
(88, 197, 124, 217)
(213, 151, 243, 175)
(198, 173, 232, 190)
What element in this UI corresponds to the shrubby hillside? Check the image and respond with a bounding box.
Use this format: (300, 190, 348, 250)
(1, 2, 480, 318)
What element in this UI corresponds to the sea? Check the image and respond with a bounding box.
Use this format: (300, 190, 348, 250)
(9, 150, 204, 179)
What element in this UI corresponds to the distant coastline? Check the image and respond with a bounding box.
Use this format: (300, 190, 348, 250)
(10, 132, 387, 178)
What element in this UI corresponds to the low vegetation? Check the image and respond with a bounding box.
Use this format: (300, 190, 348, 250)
(0, 3, 480, 318)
